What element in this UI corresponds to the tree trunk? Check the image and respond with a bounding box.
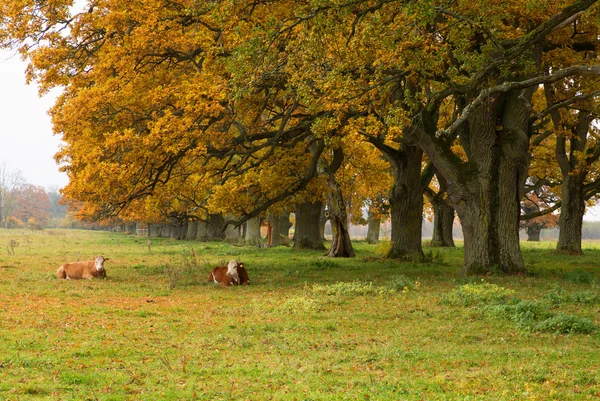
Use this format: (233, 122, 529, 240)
(527, 225, 541, 242)
(293, 201, 326, 250)
(431, 200, 455, 247)
(387, 145, 423, 260)
(553, 112, 592, 255)
(324, 182, 355, 257)
(417, 89, 530, 274)
(245, 216, 262, 246)
(268, 214, 282, 247)
(186, 221, 198, 240)
(557, 173, 586, 254)
(161, 224, 172, 238)
(323, 149, 355, 258)
(170, 225, 180, 239)
(279, 213, 292, 238)
(224, 217, 241, 241)
(196, 214, 226, 241)
(366, 210, 381, 244)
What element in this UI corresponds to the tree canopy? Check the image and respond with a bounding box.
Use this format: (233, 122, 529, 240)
(2, 0, 600, 272)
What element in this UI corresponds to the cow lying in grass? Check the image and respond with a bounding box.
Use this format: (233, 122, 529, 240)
(208, 260, 249, 287)
(57, 256, 109, 279)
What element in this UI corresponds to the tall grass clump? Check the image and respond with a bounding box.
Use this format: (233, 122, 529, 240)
(163, 248, 210, 289)
(441, 281, 516, 306)
(443, 282, 598, 334)
(533, 314, 597, 334)
(311, 276, 419, 296)
(542, 286, 600, 305)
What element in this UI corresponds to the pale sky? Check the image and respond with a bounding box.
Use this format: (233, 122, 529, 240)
(0, 49, 68, 189)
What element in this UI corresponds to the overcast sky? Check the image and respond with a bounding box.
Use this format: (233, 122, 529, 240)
(0, 49, 67, 189)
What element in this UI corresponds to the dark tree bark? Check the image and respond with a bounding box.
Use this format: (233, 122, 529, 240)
(170, 224, 181, 239)
(245, 216, 262, 245)
(196, 214, 226, 241)
(279, 213, 292, 238)
(324, 177, 355, 257)
(224, 217, 241, 241)
(322, 148, 355, 257)
(293, 201, 326, 250)
(417, 88, 531, 275)
(427, 173, 455, 247)
(269, 214, 282, 247)
(387, 145, 424, 259)
(431, 201, 455, 247)
(557, 174, 586, 253)
(527, 225, 541, 242)
(186, 221, 198, 240)
(367, 135, 425, 260)
(148, 223, 159, 237)
(549, 109, 594, 254)
(365, 205, 381, 244)
(161, 224, 172, 238)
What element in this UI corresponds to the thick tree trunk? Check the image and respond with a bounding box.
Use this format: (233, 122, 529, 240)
(324, 177, 355, 257)
(366, 210, 381, 244)
(161, 224, 172, 238)
(196, 214, 226, 241)
(148, 223, 160, 237)
(496, 93, 529, 274)
(125, 223, 137, 234)
(245, 216, 262, 246)
(527, 226, 541, 242)
(268, 214, 282, 247)
(186, 221, 198, 240)
(293, 202, 326, 250)
(170, 225, 180, 239)
(279, 214, 292, 238)
(431, 200, 455, 247)
(387, 145, 423, 260)
(557, 174, 586, 254)
(224, 217, 240, 241)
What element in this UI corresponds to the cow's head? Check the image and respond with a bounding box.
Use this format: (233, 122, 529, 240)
(227, 259, 239, 276)
(95, 256, 109, 271)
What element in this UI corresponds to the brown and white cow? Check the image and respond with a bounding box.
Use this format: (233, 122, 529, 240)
(237, 262, 250, 285)
(57, 256, 109, 279)
(208, 260, 249, 287)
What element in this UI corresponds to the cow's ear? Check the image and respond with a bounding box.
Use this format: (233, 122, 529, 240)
(239, 263, 244, 268)
(104, 258, 110, 262)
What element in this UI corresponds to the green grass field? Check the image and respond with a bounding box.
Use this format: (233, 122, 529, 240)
(0, 228, 599, 400)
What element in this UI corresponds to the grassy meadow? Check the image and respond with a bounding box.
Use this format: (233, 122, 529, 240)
(0, 228, 599, 400)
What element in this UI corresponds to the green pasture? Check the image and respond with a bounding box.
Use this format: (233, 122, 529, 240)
(0, 229, 599, 400)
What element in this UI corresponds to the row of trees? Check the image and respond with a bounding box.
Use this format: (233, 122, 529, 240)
(0, 163, 66, 228)
(2, 0, 600, 274)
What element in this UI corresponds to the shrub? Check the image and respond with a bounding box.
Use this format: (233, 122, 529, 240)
(6, 216, 25, 229)
(276, 296, 321, 313)
(385, 275, 420, 292)
(312, 280, 396, 296)
(375, 241, 391, 257)
(543, 287, 600, 305)
(441, 281, 516, 307)
(163, 248, 210, 289)
(560, 270, 597, 285)
(309, 259, 339, 270)
(484, 300, 550, 330)
(534, 314, 597, 335)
